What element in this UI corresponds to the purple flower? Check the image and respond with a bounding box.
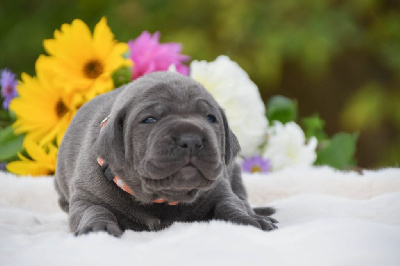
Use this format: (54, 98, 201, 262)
(0, 162, 7, 172)
(128, 31, 190, 79)
(242, 156, 271, 173)
(1, 69, 18, 110)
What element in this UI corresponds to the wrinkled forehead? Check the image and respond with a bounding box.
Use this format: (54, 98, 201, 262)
(142, 81, 206, 101)
(138, 76, 218, 109)
(146, 85, 217, 115)
(117, 72, 221, 116)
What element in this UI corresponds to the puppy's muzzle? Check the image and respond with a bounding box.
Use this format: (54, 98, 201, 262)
(141, 119, 222, 199)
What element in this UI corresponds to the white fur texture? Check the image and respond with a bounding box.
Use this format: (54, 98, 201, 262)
(1, 166, 400, 266)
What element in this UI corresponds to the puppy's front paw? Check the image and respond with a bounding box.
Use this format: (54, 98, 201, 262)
(214, 199, 278, 231)
(74, 221, 123, 237)
(230, 215, 277, 231)
(250, 214, 278, 231)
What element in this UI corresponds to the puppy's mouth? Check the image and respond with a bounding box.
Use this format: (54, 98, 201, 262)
(142, 163, 212, 203)
(183, 162, 195, 167)
(155, 188, 199, 203)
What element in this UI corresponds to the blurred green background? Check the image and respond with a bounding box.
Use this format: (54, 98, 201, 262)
(1, 0, 399, 168)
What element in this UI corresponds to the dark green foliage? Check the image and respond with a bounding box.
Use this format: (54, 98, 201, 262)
(0, 109, 13, 128)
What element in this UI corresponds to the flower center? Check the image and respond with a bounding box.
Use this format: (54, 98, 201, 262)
(5, 85, 13, 94)
(56, 100, 68, 118)
(83, 59, 104, 79)
(47, 169, 55, 176)
(251, 165, 262, 173)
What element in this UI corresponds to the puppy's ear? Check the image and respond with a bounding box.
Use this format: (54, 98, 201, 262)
(220, 108, 241, 164)
(93, 109, 126, 167)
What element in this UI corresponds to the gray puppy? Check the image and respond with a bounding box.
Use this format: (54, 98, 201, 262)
(55, 72, 277, 237)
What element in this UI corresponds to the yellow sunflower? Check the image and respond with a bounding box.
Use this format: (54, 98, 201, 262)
(38, 17, 132, 107)
(10, 69, 75, 147)
(7, 139, 57, 176)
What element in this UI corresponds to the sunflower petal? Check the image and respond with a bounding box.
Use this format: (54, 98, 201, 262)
(93, 17, 115, 56)
(23, 139, 48, 161)
(7, 160, 53, 176)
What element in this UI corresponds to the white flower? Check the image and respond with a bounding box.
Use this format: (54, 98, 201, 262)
(190, 56, 268, 156)
(263, 121, 317, 171)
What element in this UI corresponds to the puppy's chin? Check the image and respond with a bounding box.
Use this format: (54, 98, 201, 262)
(140, 166, 213, 203)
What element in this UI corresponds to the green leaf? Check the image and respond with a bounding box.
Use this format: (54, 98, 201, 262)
(112, 66, 132, 88)
(315, 132, 359, 170)
(0, 135, 24, 162)
(266, 95, 297, 124)
(0, 126, 16, 144)
(0, 126, 24, 161)
(301, 114, 328, 141)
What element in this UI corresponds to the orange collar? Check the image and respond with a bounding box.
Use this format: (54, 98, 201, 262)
(98, 116, 178, 206)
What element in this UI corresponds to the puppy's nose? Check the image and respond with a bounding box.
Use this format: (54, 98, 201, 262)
(177, 133, 203, 151)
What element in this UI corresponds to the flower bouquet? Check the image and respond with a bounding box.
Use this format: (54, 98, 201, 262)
(0, 17, 358, 176)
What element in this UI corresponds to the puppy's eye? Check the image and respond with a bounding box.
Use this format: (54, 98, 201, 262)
(206, 114, 217, 123)
(141, 117, 157, 124)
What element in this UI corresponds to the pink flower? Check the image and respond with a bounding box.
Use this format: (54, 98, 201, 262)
(128, 31, 190, 79)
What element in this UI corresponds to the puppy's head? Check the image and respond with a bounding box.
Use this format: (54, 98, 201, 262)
(93, 72, 240, 204)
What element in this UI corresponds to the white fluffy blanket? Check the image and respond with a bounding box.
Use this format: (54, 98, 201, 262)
(0, 166, 399, 266)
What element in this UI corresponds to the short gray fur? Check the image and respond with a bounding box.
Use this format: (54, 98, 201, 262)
(55, 72, 277, 237)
